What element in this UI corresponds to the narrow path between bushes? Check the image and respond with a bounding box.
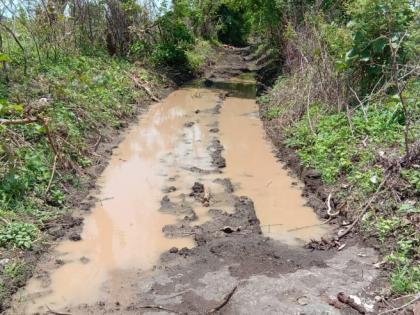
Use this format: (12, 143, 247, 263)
(8, 49, 380, 315)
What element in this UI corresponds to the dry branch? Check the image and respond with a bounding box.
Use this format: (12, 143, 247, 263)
(326, 193, 339, 217)
(207, 285, 238, 314)
(45, 154, 58, 196)
(0, 216, 10, 225)
(378, 294, 420, 315)
(0, 117, 39, 125)
(337, 173, 390, 239)
(127, 72, 160, 102)
(337, 292, 366, 314)
(93, 135, 102, 152)
(139, 305, 182, 314)
(45, 305, 72, 315)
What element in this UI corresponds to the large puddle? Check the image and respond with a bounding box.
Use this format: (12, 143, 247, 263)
(13, 75, 328, 314)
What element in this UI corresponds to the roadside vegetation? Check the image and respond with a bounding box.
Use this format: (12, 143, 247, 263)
(257, 0, 419, 297)
(0, 0, 226, 309)
(0, 0, 419, 311)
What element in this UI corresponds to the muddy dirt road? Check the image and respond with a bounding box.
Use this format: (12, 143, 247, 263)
(9, 51, 380, 315)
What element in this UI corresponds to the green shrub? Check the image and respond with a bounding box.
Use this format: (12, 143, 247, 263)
(186, 40, 215, 73)
(390, 266, 420, 294)
(346, 0, 414, 94)
(150, 13, 194, 69)
(151, 43, 190, 68)
(286, 99, 407, 185)
(3, 260, 27, 282)
(0, 223, 38, 249)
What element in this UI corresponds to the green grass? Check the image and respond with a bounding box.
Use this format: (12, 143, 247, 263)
(390, 266, 420, 294)
(0, 53, 167, 309)
(264, 78, 420, 295)
(186, 39, 217, 73)
(1, 56, 147, 243)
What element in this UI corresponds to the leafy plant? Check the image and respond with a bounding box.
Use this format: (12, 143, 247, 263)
(346, 0, 414, 94)
(0, 223, 38, 249)
(390, 266, 420, 294)
(265, 107, 282, 119)
(4, 260, 26, 281)
(375, 217, 400, 242)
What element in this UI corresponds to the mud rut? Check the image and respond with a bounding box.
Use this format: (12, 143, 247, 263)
(9, 53, 380, 315)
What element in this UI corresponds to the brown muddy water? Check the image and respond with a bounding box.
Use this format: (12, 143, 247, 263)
(13, 75, 328, 313)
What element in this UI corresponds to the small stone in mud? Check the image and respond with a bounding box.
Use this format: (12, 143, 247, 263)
(191, 182, 205, 194)
(69, 233, 81, 241)
(195, 109, 200, 114)
(221, 226, 241, 234)
(162, 195, 170, 203)
(305, 169, 321, 179)
(184, 121, 195, 128)
(162, 186, 177, 193)
(48, 226, 65, 239)
(178, 247, 190, 257)
(0, 259, 10, 270)
(80, 256, 90, 264)
(209, 128, 219, 133)
(222, 226, 234, 234)
(169, 247, 179, 254)
(291, 181, 298, 186)
(184, 213, 198, 221)
(55, 259, 65, 265)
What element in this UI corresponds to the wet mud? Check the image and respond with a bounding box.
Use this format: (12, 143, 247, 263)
(8, 49, 380, 315)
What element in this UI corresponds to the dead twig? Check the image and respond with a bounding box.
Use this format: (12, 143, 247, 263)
(349, 86, 368, 122)
(207, 285, 238, 314)
(378, 294, 420, 315)
(127, 72, 160, 102)
(338, 173, 390, 239)
(46, 305, 72, 315)
(306, 85, 315, 135)
(326, 193, 340, 217)
(0, 117, 38, 125)
(0, 217, 10, 225)
(337, 292, 366, 314)
(41, 118, 61, 161)
(45, 154, 58, 196)
(93, 135, 102, 152)
(139, 305, 183, 314)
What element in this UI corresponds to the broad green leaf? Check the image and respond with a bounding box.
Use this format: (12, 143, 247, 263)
(372, 37, 388, 53)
